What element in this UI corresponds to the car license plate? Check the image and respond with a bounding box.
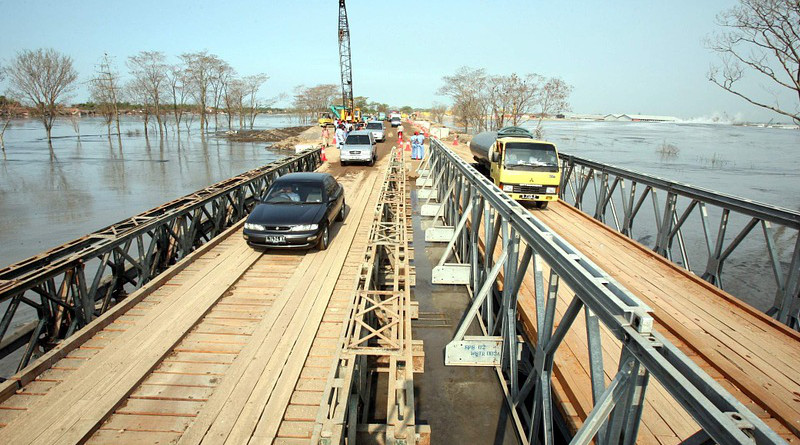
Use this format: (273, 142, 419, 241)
(265, 235, 286, 243)
(519, 194, 536, 200)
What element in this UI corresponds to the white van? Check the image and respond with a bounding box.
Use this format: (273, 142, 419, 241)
(340, 130, 377, 166)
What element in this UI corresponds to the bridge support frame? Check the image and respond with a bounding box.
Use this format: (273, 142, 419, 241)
(422, 138, 785, 445)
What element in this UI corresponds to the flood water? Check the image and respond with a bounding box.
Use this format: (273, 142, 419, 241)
(0, 114, 296, 269)
(530, 120, 800, 212)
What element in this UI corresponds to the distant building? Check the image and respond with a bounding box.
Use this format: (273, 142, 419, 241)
(601, 114, 678, 122)
(567, 113, 607, 121)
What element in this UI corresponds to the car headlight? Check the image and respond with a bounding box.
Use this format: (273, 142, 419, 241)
(546, 186, 557, 194)
(290, 224, 319, 232)
(245, 223, 265, 231)
(502, 184, 514, 192)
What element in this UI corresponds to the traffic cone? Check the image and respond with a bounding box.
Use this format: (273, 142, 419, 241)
(320, 145, 327, 162)
(453, 134, 459, 146)
(405, 141, 411, 151)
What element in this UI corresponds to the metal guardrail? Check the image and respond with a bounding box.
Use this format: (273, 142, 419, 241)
(557, 154, 800, 330)
(0, 149, 322, 373)
(418, 138, 786, 445)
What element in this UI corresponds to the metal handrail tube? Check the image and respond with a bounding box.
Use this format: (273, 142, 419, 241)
(429, 138, 785, 444)
(558, 153, 800, 229)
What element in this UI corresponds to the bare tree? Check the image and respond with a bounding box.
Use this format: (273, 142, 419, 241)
(292, 84, 338, 124)
(167, 64, 189, 132)
(90, 54, 124, 139)
(68, 113, 81, 141)
(243, 74, 269, 129)
(3, 48, 78, 144)
(128, 51, 168, 135)
(1, 93, 24, 152)
(708, 0, 799, 124)
(127, 76, 154, 136)
(430, 102, 448, 124)
(181, 51, 220, 134)
(439, 67, 571, 136)
(437, 67, 488, 132)
(531, 77, 572, 138)
(223, 77, 245, 130)
(209, 59, 233, 131)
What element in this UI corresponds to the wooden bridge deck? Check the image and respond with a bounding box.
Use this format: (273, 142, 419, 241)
(442, 139, 800, 444)
(0, 158, 384, 445)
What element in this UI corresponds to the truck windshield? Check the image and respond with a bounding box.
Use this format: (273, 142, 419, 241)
(503, 143, 558, 171)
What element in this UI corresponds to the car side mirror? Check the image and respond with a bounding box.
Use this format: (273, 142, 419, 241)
(491, 151, 500, 162)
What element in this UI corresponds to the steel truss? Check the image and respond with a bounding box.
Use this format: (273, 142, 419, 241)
(558, 154, 800, 330)
(0, 149, 322, 373)
(314, 148, 426, 444)
(419, 138, 786, 445)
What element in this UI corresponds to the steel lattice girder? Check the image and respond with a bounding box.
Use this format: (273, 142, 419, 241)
(0, 150, 322, 370)
(314, 148, 420, 444)
(557, 154, 800, 330)
(425, 138, 785, 445)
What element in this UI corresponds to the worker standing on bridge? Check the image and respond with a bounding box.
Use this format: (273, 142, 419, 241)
(411, 131, 425, 160)
(335, 124, 347, 150)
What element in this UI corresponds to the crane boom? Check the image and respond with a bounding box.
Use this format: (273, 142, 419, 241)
(338, 0, 354, 114)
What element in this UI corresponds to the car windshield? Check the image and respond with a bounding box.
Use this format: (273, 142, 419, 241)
(263, 183, 324, 204)
(366, 123, 382, 129)
(503, 143, 559, 171)
(345, 134, 371, 145)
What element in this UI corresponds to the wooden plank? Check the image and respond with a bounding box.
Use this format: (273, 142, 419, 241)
(0, 220, 246, 401)
(99, 413, 193, 433)
(0, 240, 261, 444)
(182, 172, 377, 445)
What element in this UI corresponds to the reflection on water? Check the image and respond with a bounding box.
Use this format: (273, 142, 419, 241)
(0, 114, 295, 268)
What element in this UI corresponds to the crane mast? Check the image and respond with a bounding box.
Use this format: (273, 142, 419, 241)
(338, 0, 355, 118)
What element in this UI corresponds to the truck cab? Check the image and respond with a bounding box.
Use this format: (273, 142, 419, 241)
(470, 127, 560, 209)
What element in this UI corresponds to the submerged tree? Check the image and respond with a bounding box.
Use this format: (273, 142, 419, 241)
(90, 54, 124, 139)
(708, 0, 799, 124)
(128, 51, 169, 135)
(181, 51, 222, 134)
(243, 74, 269, 129)
(3, 48, 78, 144)
(167, 64, 189, 132)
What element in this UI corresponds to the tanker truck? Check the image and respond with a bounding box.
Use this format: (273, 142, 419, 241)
(469, 126, 561, 209)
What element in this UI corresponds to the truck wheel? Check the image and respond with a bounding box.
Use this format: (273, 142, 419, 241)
(537, 201, 549, 210)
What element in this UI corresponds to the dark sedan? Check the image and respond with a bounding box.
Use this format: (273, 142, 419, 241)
(243, 172, 345, 250)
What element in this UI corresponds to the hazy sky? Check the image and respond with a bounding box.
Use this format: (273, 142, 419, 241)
(0, 0, 793, 122)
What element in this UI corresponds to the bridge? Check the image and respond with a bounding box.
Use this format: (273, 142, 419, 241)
(0, 124, 797, 444)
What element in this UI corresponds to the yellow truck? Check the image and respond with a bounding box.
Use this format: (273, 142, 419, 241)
(469, 126, 560, 209)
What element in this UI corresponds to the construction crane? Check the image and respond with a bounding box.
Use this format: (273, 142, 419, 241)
(335, 0, 360, 123)
(317, 0, 361, 127)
